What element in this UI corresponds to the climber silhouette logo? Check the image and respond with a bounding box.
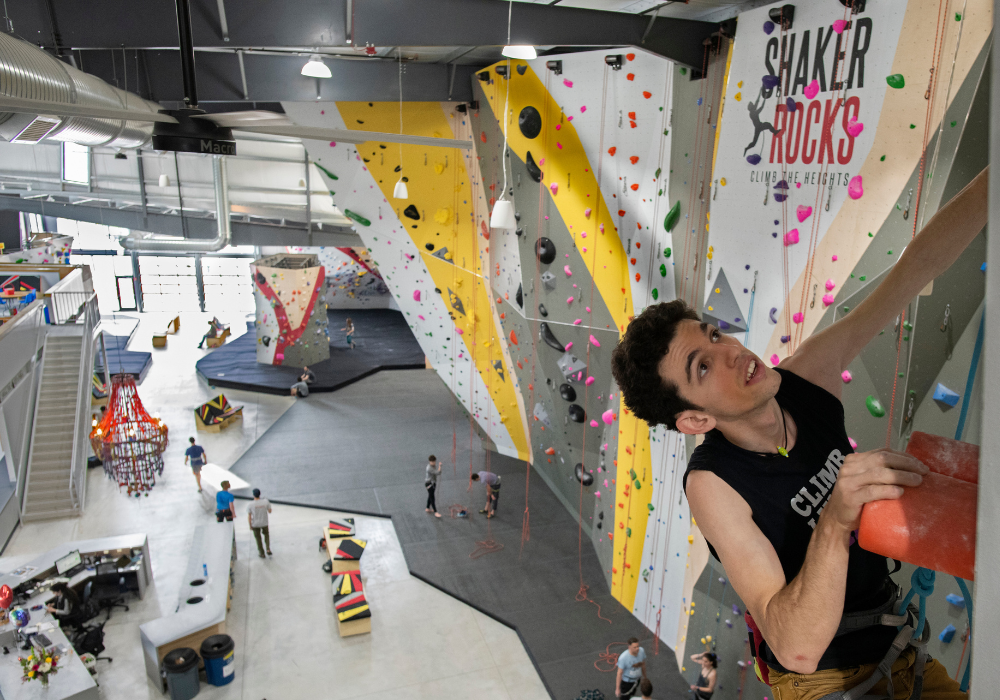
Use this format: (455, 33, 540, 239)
(744, 87, 783, 156)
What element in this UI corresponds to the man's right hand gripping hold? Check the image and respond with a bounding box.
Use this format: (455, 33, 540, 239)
(611, 168, 987, 699)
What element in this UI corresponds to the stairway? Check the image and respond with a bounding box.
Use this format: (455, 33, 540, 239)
(22, 335, 85, 522)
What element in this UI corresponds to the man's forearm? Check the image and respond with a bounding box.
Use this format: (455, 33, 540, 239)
(759, 512, 852, 672)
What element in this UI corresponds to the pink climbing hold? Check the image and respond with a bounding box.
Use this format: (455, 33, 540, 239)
(833, 19, 848, 34)
(832, 255, 839, 262)
(770, 354, 780, 366)
(599, 223, 605, 233)
(784, 229, 800, 246)
(456, 328, 464, 335)
(594, 491, 601, 498)
(566, 296, 574, 305)
(793, 312, 804, 324)
(565, 341, 573, 350)
(584, 208, 592, 219)
(822, 293, 835, 307)
(550, 183, 559, 195)
(796, 205, 812, 222)
(602, 410, 615, 425)
(849, 437, 858, 450)
(848, 175, 864, 200)
(841, 370, 853, 383)
(804, 79, 820, 100)
(586, 306, 592, 313)
(591, 420, 599, 427)
(847, 119, 864, 137)
(329, 141, 337, 147)
(825, 279, 836, 291)
(418, 315, 425, 320)
(580, 105, 587, 113)
(589, 335, 601, 347)
(563, 79, 574, 87)
(564, 265, 573, 277)
(413, 290, 421, 302)
(573, 319, 583, 325)
(585, 376, 596, 386)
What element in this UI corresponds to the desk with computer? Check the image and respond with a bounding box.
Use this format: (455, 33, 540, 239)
(0, 534, 151, 700)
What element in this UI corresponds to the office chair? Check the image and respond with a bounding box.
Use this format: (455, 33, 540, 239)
(91, 573, 129, 621)
(71, 621, 112, 665)
(61, 581, 99, 631)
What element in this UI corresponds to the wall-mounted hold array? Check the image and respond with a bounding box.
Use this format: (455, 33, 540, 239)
(933, 383, 961, 407)
(664, 202, 681, 232)
(575, 463, 594, 486)
(525, 151, 543, 183)
(886, 73, 906, 89)
(560, 383, 577, 402)
(568, 404, 586, 423)
(519, 106, 543, 139)
(540, 323, 566, 352)
(536, 238, 557, 265)
(866, 395, 886, 418)
(403, 204, 421, 220)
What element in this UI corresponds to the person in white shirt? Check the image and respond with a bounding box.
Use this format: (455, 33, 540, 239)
(247, 488, 273, 558)
(425, 455, 442, 518)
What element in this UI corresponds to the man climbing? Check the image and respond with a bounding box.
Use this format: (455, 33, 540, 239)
(743, 88, 782, 156)
(610, 167, 987, 700)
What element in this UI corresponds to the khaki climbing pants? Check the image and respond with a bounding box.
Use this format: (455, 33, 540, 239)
(768, 648, 967, 700)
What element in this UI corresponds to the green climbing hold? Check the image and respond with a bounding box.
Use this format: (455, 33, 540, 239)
(955, 12, 962, 20)
(869, 232, 874, 237)
(903, 335, 909, 341)
(663, 130, 669, 136)
(626, 527, 632, 537)
(314, 162, 339, 180)
(663, 201, 681, 232)
(859, 275, 866, 281)
(910, 124, 916, 129)
(886, 74, 905, 89)
(888, 250, 893, 255)
(634, 480, 641, 490)
(658, 189, 663, 196)
(866, 396, 886, 418)
(680, 67, 687, 75)
(647, 503, 654, 512)
(651, 288, 659, 300)
(880, 155, 886, 161)
(629, 469, 637, 481)
(655, 168, 662, 179)
(344, 209, 371, 226)
(664, 247, 672, 258)
(659, 263, 667, 277)
(950, 121, 957, 127)
(843, 306, 851, 313)
(903, 321, 913, 331)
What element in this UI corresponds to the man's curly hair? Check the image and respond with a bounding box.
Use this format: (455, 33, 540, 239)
(611, 300, 702, 430)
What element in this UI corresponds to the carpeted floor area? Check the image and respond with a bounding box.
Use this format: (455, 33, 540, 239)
(195, 308, 426, 395)
(229, 370, 690, 700)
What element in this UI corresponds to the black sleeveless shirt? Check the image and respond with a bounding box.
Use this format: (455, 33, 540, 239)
(683, 368, 896, 671)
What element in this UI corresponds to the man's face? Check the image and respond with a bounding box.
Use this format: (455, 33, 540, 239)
(657, 319, 780, 430)
(628, 642, 640, 656)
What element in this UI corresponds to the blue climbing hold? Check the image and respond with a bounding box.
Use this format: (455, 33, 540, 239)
(763, 20, 775, 34)
(945, 593, 966, 608)
(933, 383, 961, 407)
(786, 97, 797, 112)
(939, 624, 956, 643)
(762, 74, 781, 90)
(697, 97, 703, 106)
(746, 154, 761, 165)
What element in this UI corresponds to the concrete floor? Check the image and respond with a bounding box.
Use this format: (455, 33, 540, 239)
(0, 311, 548, 700)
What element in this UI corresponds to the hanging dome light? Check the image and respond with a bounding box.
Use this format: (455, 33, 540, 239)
(393, 179, 408, 199)
(490, 200, 516, 230)
(502, 45, 537, 60)
(301, 54, 332, 79)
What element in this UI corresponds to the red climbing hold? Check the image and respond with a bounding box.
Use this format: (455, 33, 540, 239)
(480, 131, 487, 143)
(630, 257, 636, 265)
(608, 146, 617, 156)
(510, 330, 519, 345)
(618, 209, 626, 217)
(634, 242, 641, 248)
(544, 447, 555, 455)
(630, 121, 637, 129)
(626, 53, 635, 61)
(481, 220, 489, 236)
(628, 111, 636, 120)
(630, 183, 639, 191)
(629, 156, 639, 164)
(627, 73, 635, 81)
(635, 273, 641, 281)
(642, 91, 652, 99)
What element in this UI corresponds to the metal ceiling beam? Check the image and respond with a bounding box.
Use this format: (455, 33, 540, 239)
(351, 0, 722, 69)
(73, 50, 477, 103)
(0, 195, 363, 248)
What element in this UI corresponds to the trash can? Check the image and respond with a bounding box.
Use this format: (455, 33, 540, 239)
(162, 647, 200, 700)
(200, 634, 235, 686)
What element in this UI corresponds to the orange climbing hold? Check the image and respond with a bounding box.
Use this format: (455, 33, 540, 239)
(628, 111, 636, 120)
(618, 209, 626, 217)
(544, 447, 556, 455)
(626, 53, 635, 61)
(509, 330, 518, 345)
(635, 273, 641, 281)
(626, 73, 635, 81)
(858, 431, 978, 581)
(630, 156, 639, 164)
(608, 146, 617, 156)
(480, 131, 487, 142)
(630, 257, 636, 265)
(642, 91, 652, 99)
(630, 183, 639, 191)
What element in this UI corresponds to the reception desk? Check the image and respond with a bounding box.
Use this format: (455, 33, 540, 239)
(139, 522, 235, 690)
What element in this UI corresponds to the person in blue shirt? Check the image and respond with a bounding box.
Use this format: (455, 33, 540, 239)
(184, 437, 207, 491)
(216, 480, 235, 522)
(615, 637, 647, 698)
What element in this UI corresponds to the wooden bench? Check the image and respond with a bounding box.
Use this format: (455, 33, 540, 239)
(205, 327, 231, 348)
(152, 333, 167, 348)
(194, 394, 243, 432)
(165, 316, 180, 334)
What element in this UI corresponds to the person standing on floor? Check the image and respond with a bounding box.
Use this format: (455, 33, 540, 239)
(470, 470, 501, 518)
(247, 488, 273, 558)
(639, 678, 654, 700)
(184, 437, 207, 491)
(615, 637, 647, 698)
(216, 480, 235, 522)
(425, 455, 442, 518)
(341, 318, 355, 349)
(688, 652, 717, 699)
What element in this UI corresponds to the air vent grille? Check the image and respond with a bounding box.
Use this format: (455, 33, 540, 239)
(12, 116, 62, 144)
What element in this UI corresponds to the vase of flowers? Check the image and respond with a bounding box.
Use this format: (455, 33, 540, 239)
(19, 648, 60, 686)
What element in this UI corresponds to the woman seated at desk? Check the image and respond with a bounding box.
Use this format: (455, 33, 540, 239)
(45, 582, 81, 624)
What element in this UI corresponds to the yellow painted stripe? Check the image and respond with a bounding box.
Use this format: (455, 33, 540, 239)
(336, 101, 529, 459)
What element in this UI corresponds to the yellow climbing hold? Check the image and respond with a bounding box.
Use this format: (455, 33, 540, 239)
(737, 81, 743, 88)
(688, 535, 694, 544)
(720, 178, 727, 186)
(707, 306, 714, 311)
(734, 92, 742, 101)
(434, 162, 446, 174)
(444, 252, 453, 260)
(715, 288, 720, 293)
(706, 635, 712, 642)
(434, 207, 453, 225)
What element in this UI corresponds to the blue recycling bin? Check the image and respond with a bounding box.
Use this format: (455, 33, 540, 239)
(200, 635, 235, 686)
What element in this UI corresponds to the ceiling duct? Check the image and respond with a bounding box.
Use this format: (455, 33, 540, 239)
(0, 32, 160, 149)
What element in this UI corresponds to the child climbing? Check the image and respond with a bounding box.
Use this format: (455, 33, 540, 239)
(611, 167, 988, 700)
(341, 317, 355, 349)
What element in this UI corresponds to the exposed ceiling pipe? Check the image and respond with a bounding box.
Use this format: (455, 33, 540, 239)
(121, 155, 232, 252)
(0, 32, 159, 148)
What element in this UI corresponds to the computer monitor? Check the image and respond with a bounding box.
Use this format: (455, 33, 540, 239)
(54, 550, 81, 576)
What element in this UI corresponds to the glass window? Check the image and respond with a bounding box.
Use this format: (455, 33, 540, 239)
(139, 255, 199, 312)
(203, 256, 254, 314)
(62, 142, 90, 185)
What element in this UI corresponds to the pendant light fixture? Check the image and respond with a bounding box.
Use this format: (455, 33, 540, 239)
(393, 48, 408, 200)
(502, 45, 537, 60)
(490, 0, 518, 231)
(301, 54, 332, 79)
